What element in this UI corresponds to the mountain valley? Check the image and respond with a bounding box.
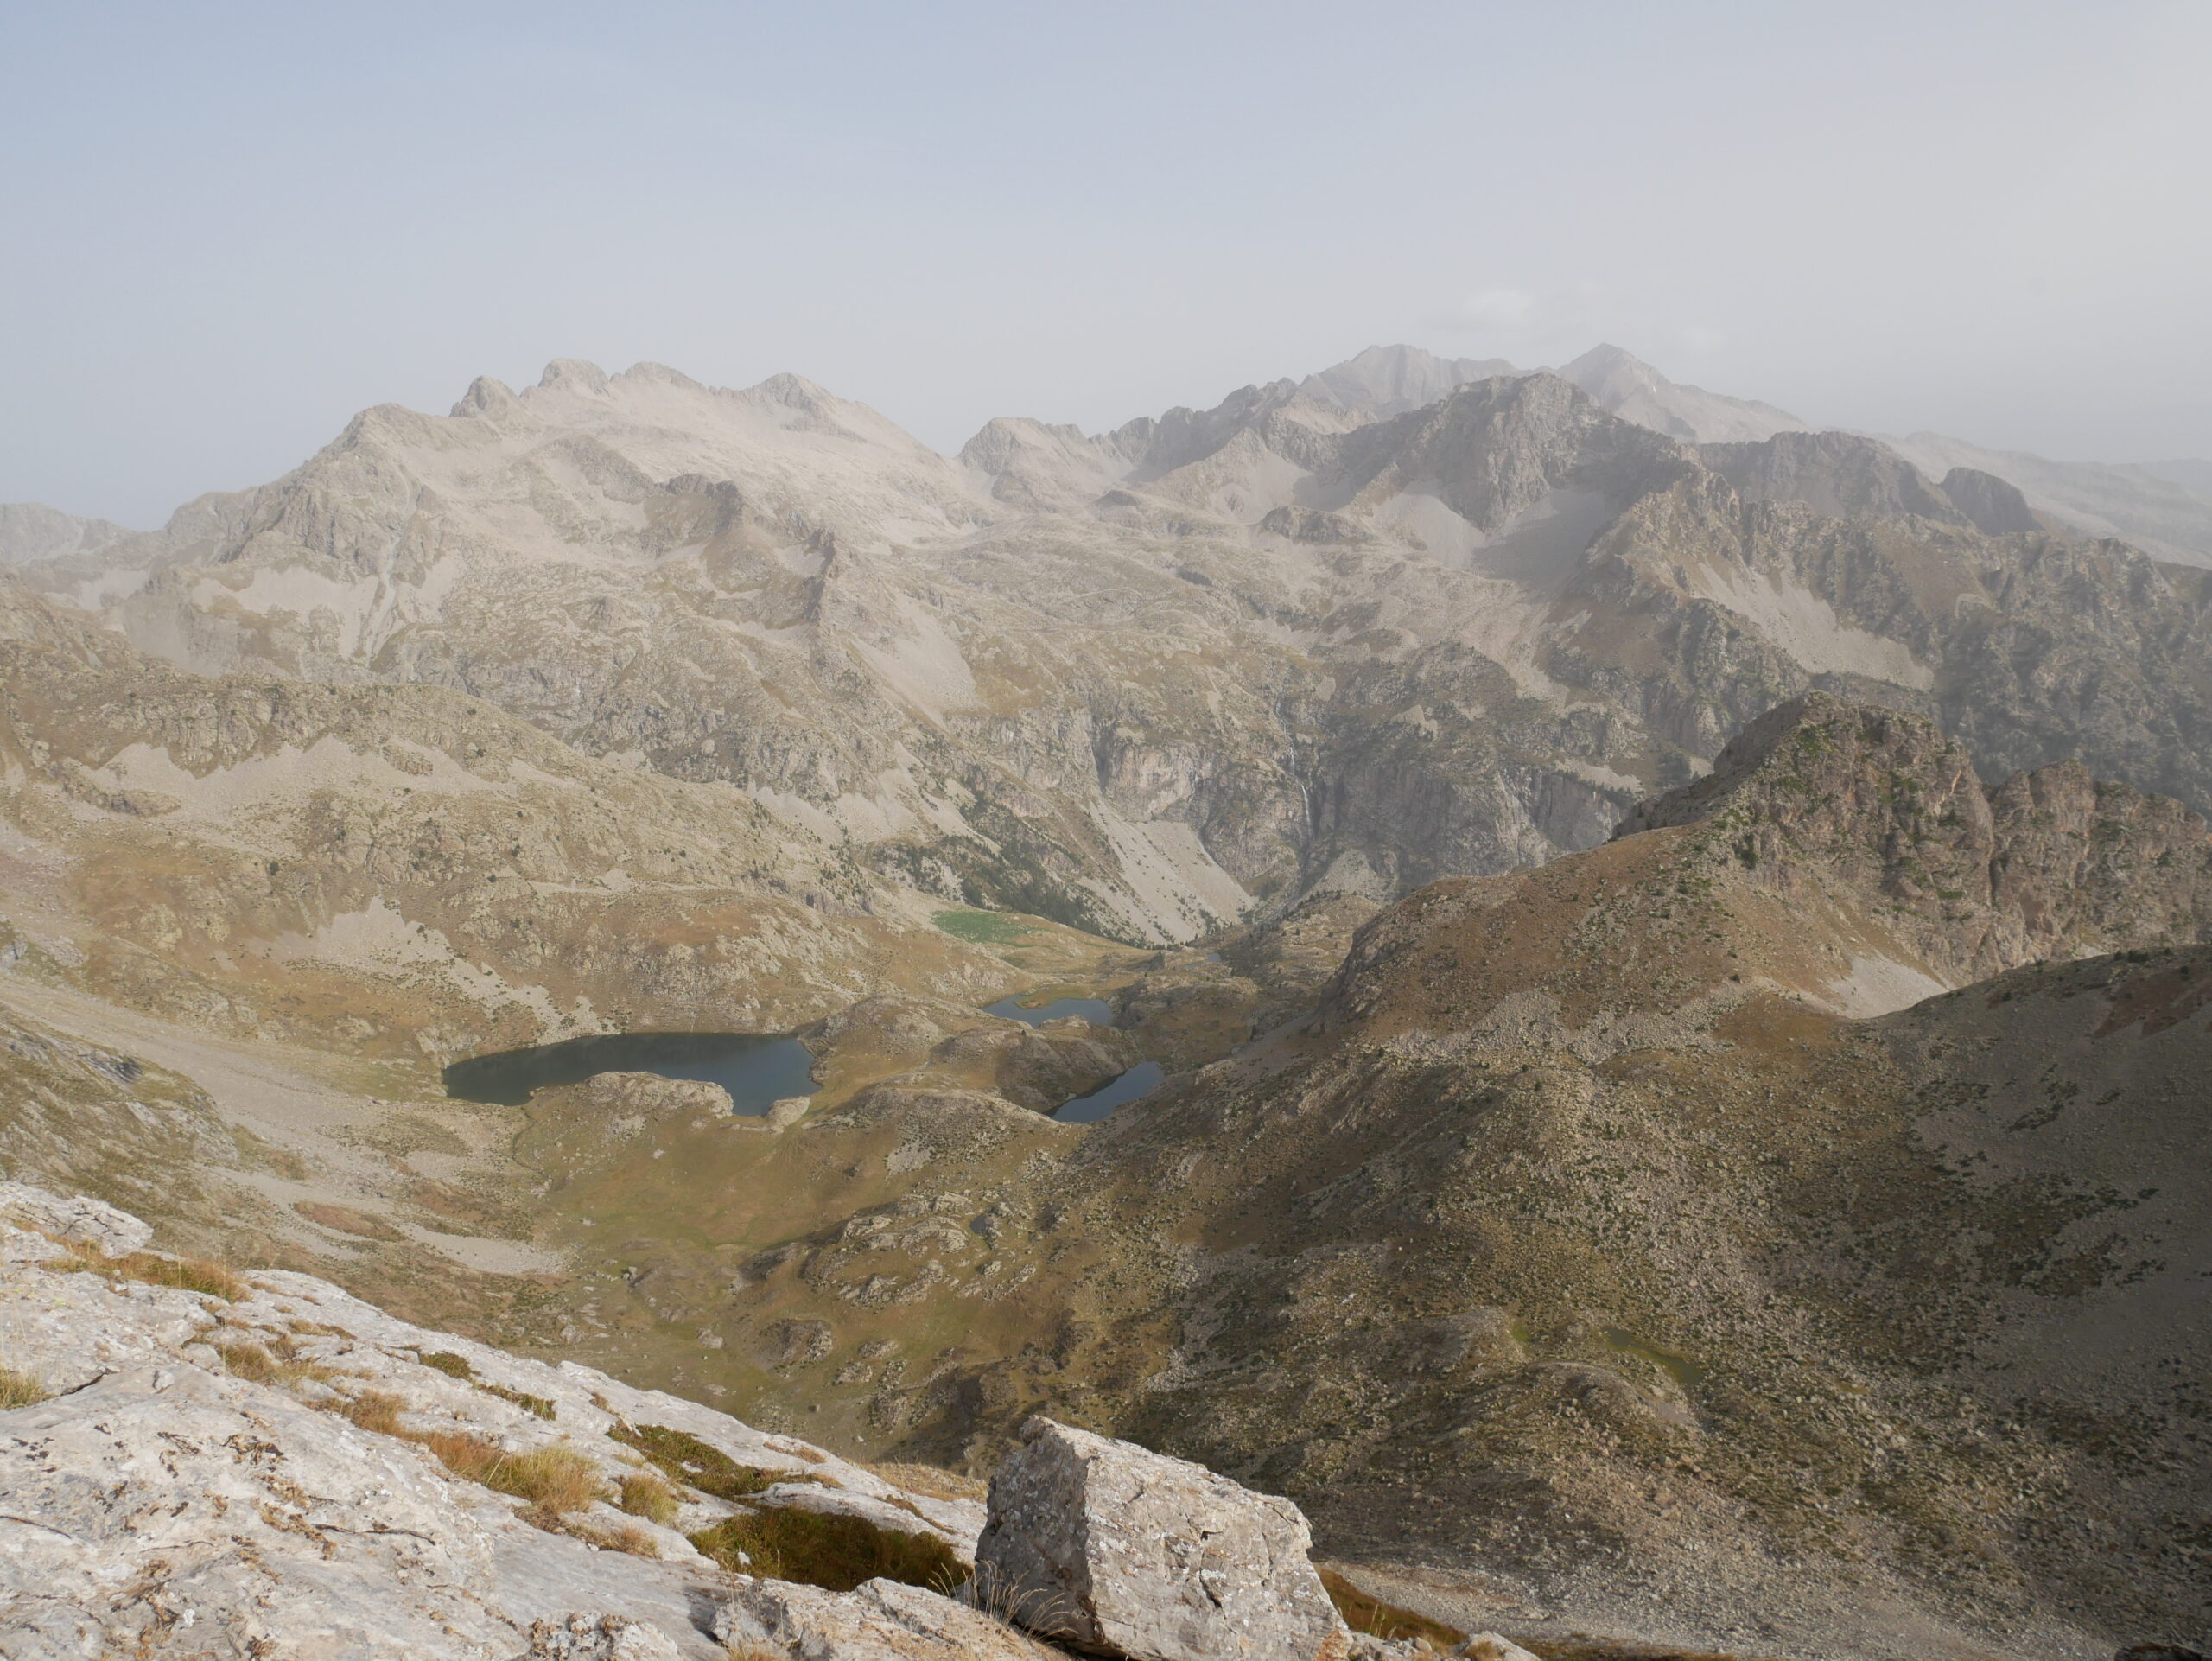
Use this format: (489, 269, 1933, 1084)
(2, 346, 2209, 1659)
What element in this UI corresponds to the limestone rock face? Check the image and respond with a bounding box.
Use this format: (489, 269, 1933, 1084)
(715, 1575, 1066, 1658)
(0, 1178, 152, 1256)
(0, 1363, 527, 1658)
(526, 1613, 686, 1660)
(0, 1181, 985, 1659)
(975, 1416, 1350, 1661)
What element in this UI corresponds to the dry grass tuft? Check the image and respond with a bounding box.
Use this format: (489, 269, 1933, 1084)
(423, 1428, 505, 1484)
(563, 1517, 660, 1557)
(960, 1559, 1082, 1640)
(217, 1332, 333, 1387)
(418, 1350, 476, 1380)
(690, 1505, 961, 1594)
(618, 1471, 683, 1527)
(480, 1381, 556, 1420)
(338, 1388, 410, 1436)
(420, 1429, 606, 1515)
(75, 1246, 245, 1301)
(491, 1445, 603, 1514)
(0, 1366, 49, 1410)
(864, 1459, 988, 1504)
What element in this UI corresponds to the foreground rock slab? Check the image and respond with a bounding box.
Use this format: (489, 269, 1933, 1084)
(716, 1575, 1068, 1659)
(0, 1181, 979, 1659)
(975, 1416, 1354, 1661)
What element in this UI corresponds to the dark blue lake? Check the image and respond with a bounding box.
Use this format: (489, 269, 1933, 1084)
(442, 1032, 815, 1112)
(1053, 1060, 1165, 1123)
(986, 994, 1116, 1026)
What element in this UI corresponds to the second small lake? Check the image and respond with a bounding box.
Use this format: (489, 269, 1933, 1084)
(442, 1031, 815, 1112)
(1052, 1060, 1166, 1123)
(986, 994, 1116, 1026)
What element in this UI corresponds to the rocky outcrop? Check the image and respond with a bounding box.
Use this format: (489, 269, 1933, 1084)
(0, 1177, 152, 1255)
(1618, 690, 2212, 981)
(1938, 467, 2047, 537)
(1700, 430, 1967, 525)
(976, 1418, 1353, 1661)
(560, 1071, 738, 1119)
(0, 1182, 985, 1658)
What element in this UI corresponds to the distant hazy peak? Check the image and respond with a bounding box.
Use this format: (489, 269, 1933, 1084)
(1295, 343, 1519, 417)
(0, 502, 138, 567)
(1560, 343, 1810, 444)
(1881, 430, 2212, 568)
(2138, 457, 2212, 500)
(449, 376, 522, 419)
(535, 356, 610, 394)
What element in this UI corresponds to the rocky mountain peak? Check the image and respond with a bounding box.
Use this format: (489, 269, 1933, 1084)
(537, 357, 613, 394)
(1621, 690, 2212, 981)
(1937, 464, 2048, 536)
(1700, 429, 1967, 525)
(450, 374, 524, 420)
(1560, 342, 1810, 444)
(0, 502, 137, 567)
(1294, 343, 1520, 417)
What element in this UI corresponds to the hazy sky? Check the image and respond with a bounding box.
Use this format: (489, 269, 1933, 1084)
(5, 1, 2209, 526)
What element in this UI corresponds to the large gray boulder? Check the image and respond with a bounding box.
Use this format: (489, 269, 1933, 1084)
(974, 1416, 1351, 1661)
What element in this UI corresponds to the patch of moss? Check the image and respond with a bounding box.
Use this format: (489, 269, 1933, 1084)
(481, 1381, 557, 1420)
(611, 1420, 804, 1499)
(689, 1505, 960, 1593)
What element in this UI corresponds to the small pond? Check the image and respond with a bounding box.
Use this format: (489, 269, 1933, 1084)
(1052, 1060, 1165, 1123)
(985, 993, 1116, 1027)
(442, 1031, 815, 1112)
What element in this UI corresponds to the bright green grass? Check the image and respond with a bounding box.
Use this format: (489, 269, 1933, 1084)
(931, 908, 1035, 945)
